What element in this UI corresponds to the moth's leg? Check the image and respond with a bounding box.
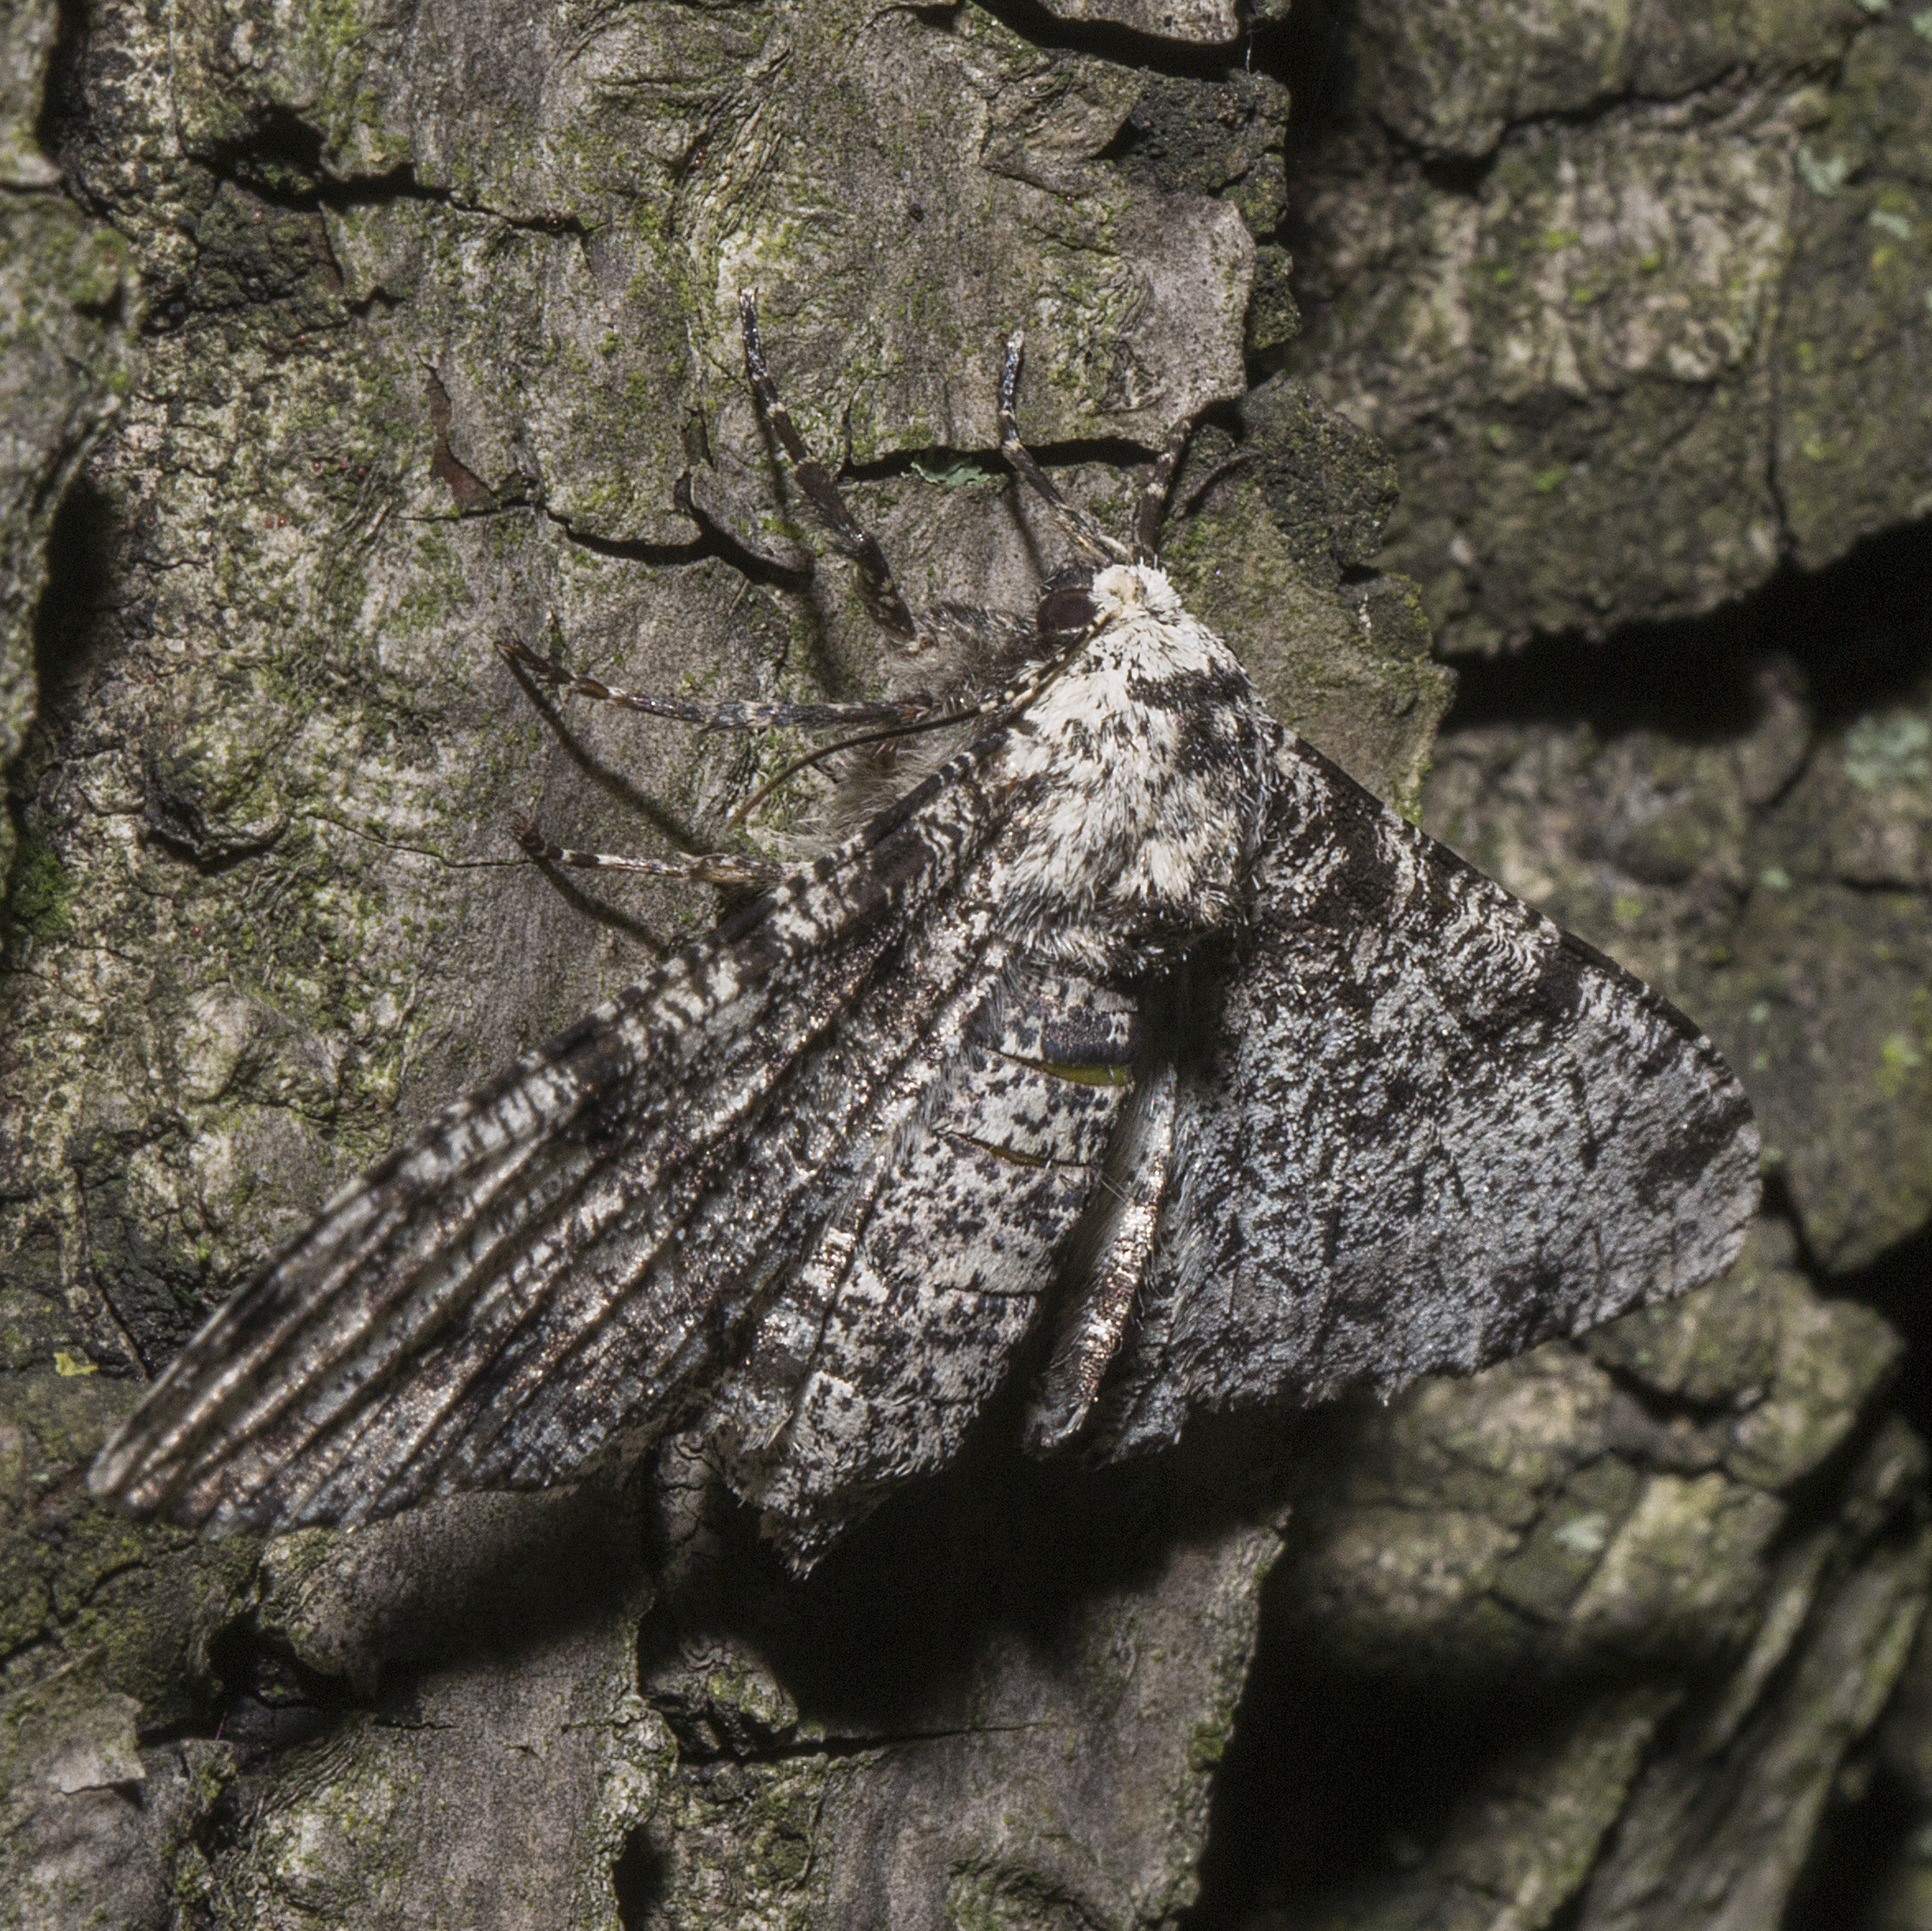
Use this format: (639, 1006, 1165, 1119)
(738, 293, 921, 644)
(498, 638, 934, 733)
(922, 602, 1044, 683)
(996, 331, 1132, 568)
(509, 815, 783, 888)
(1133, 419, 1192, 564)
(1022, 1058, 1179, 1455)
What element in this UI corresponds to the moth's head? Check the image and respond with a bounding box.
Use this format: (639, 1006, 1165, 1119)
(1089, 561, 1183, 624)
(1037, 561, 1183, 649)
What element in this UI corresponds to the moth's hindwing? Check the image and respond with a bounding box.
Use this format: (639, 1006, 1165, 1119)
(1090, 729, 1761, 1456)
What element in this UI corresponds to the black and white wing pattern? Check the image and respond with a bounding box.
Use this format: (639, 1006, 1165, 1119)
(90, 735, 1136, 1557)
(709, 959, 1143, 1560)
(1087, 727, 1761, 1458)
(91, 569, 1758, 1565)
(91, 293, 1764, 1569)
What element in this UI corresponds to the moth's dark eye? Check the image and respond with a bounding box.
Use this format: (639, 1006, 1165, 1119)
(1036, 585, 1097, 643)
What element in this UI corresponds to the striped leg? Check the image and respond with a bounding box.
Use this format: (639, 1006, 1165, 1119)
(996, 331, 1131, 568)
(739, 293, 920, 643)
(1133, 419, 1193, 563)
(497, 638, 931, 733)
(510, 817, 783, 888)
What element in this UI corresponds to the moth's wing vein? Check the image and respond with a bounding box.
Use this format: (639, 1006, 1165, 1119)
(402, 907, 1022, 1504)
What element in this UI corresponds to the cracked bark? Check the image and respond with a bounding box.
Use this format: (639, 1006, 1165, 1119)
(3, 3, 1932, 1930)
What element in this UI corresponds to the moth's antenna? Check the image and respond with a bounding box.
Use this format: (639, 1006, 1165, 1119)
(1174, 448, 1255, 525)
(1134, 418, 1193, 563)
(997, 331, 1133, 567)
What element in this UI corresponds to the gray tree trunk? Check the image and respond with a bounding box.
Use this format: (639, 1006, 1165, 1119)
(4, 2, 1931, 1929)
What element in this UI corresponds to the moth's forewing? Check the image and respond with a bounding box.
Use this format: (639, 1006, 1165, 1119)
(87, 745, 1019, 1538)
(1089, 731, 1759, 1456)
(713, 963, 1144, 1564)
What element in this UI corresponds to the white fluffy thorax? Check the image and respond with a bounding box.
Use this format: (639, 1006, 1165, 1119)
(983, 564, 1268, 973)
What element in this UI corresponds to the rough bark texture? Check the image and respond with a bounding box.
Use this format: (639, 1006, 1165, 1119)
(1285, 0, 1932, 653)
(2, 2, 1930, 1929)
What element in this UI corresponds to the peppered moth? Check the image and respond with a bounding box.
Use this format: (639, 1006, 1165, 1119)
(89, 300, 1759, 1569)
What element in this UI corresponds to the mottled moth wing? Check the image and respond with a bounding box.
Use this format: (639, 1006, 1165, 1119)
(91, 742, 1040, 1535)
(711, 962, 1144, 1564)
(1089, 728, 1760, 1456)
